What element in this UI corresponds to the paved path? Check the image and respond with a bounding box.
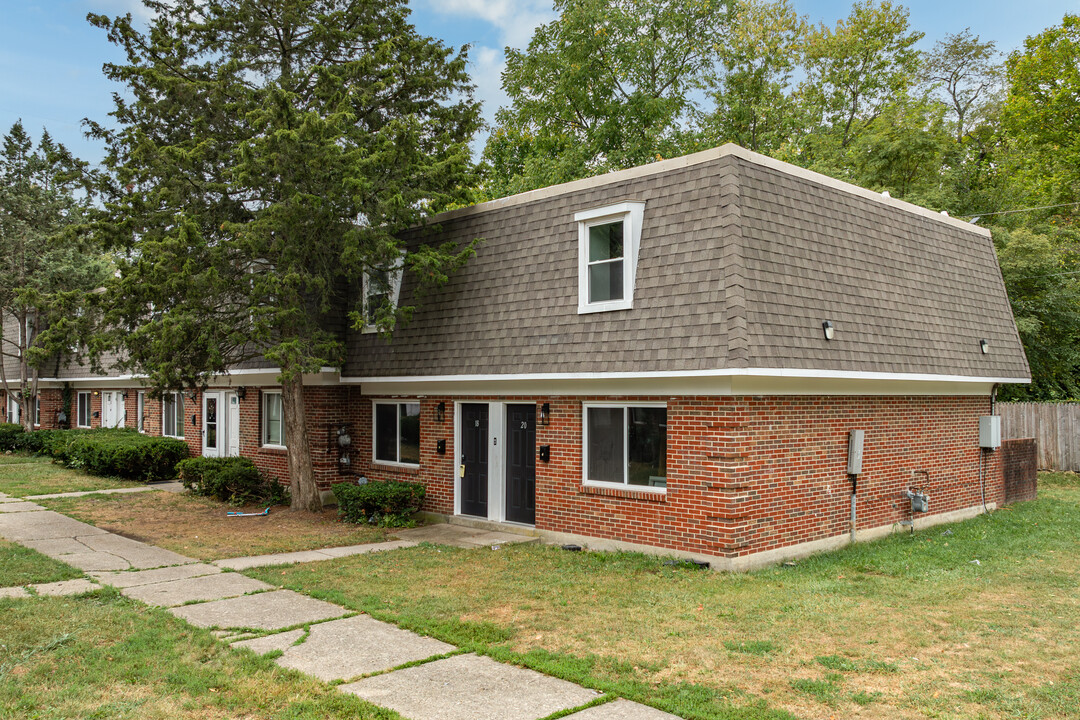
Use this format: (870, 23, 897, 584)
(0, 492, 679, 720)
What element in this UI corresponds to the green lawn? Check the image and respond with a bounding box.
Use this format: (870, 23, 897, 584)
(0, 589, 400, 720)
(0, 540, 83, 587)
(0, 454, 145, 497)
(244, 473, 1080, 720)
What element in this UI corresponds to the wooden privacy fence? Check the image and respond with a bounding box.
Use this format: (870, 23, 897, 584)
(1000, 402, 1080, 471)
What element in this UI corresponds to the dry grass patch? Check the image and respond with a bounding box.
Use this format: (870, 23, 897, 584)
(40, 491, 391, 561)
(247, 475, 1080, 720)
(0, 455, 144, 497)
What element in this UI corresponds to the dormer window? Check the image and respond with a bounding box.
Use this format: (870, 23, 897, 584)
(575, 201, 645, 314)
(362, 256, 404, 333)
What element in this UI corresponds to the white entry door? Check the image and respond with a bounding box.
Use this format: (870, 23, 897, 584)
(202, 391, 222, 457)
(203, 391, 240, 458)
(102, 392, 125, 428)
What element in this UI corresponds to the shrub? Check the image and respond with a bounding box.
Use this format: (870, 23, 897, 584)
(31, 428, 189, 482)
(177, 456, 288, 505)
(0, 423, 25, 451)
(332, 479, 425, 526)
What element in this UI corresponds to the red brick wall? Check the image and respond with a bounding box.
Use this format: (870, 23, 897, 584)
(356, 393, 1002, 560)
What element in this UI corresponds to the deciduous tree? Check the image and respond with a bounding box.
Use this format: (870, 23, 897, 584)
(482, 0, 732, 198)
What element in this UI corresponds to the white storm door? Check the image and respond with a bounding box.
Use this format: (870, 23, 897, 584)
(202, 391, 222, 457)
(102, 392, 121, 428)
(226, 392, 240, 457)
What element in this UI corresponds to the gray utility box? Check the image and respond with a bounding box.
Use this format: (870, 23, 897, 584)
(979, 416, 1002, 449)
(847, 430, 865, 475)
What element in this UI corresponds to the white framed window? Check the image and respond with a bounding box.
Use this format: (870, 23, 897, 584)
(76, 391, 92, 428)
(137, 391, 146, 433)
(582, 403, 667, 491)
(162, 392, 185, 438)
(262, 391, 285, 447)
(373, 400, 420, 466)
(362, 255, 405, 333)
(575, 201, 646, 314)
(34, 396, 40, 427)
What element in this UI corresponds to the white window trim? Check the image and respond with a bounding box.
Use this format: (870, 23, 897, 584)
(581, 401, 667, 493)
(162, 392, 184, 439)
(371, 400, 421, 467)
(34, 396, 40, 427)
(261, 391, 286, 449)
(361, 254, 405, 334)
(7, 394, 20, 424)
(137, 391, 146, 433)
(76, 391, 92, 428)
(575, 201, 646, 314)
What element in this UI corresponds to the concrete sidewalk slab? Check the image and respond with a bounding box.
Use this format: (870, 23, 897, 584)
(20, 537, 88, 555)
(271, 615, 455, 682)
(340, 653, 601, 720)
(562, 699, 682, 719)
(122, 572, 272, 607)
(77, 533, 196, 569)
(213, 540, 419, 570)
(169, 589, 347, 630)
(147, 481, 186, 493)
(394, 524, 537, 549)
(31, 579, 100, 597)
(0, 502, 46, 513)
(0, 511, 107, 541)
(90, 563, 221, 589)
(231, 629, 305, 655)
(26, 486, 157, 500)
(0, 586, 31, 599)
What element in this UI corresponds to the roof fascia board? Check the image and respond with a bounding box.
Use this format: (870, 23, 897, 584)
(342, 368, 1028, 385)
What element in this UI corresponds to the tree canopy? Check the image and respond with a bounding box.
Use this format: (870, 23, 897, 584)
(89, 0, 482, 508)
(0, 121, 109, 430)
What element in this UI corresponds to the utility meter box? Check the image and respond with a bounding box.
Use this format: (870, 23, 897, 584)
(847, 430, 865, 475)
(979, 416, 1001, 449)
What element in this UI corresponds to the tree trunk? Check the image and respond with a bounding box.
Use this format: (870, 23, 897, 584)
(281, 371, 322, 511)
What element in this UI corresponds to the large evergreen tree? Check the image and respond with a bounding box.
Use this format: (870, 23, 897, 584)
(0, 121, 108, 430)
(88, 0, 481, 510)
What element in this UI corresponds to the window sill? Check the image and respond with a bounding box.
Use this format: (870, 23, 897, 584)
(163, 434, 185, 440)
(577, 300, 633, 315)
(260, 445, 288, 454)
(579, 484, 667, 503)
(372, 460, 421, 473)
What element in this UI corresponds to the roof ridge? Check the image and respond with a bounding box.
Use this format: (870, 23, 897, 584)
(717, 158, 749, 368)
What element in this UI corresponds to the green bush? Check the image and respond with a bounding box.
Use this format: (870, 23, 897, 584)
(28, 428, 189, 482)
(332, 479, 425, 526)
(0, 423, 25, 451)
(177, 456, 288, 505)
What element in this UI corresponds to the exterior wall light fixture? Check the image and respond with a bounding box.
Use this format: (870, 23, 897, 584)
(237, 386, 247, 400)
(539, 402, 550, 426)
(436, 401, 446, 422)
(822, 321, 835, 341)
(980, 339, 989, 354)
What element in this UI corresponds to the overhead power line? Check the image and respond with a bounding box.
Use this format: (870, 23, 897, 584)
(964, 201, 1080, 222)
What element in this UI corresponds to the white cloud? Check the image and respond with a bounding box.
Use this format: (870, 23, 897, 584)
(468, 45, 509, 155)
(425, 1, 555, 155)
(430, 0, 555, 50)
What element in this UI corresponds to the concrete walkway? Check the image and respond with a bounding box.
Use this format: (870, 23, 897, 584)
(0, 496, 680, 720)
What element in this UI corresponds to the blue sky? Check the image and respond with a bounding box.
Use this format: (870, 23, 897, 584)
(2, 0, 1078, 164)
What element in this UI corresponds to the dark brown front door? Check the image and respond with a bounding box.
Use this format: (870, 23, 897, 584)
(505, 404, 536, 525)
(460, 403, 488, 518)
